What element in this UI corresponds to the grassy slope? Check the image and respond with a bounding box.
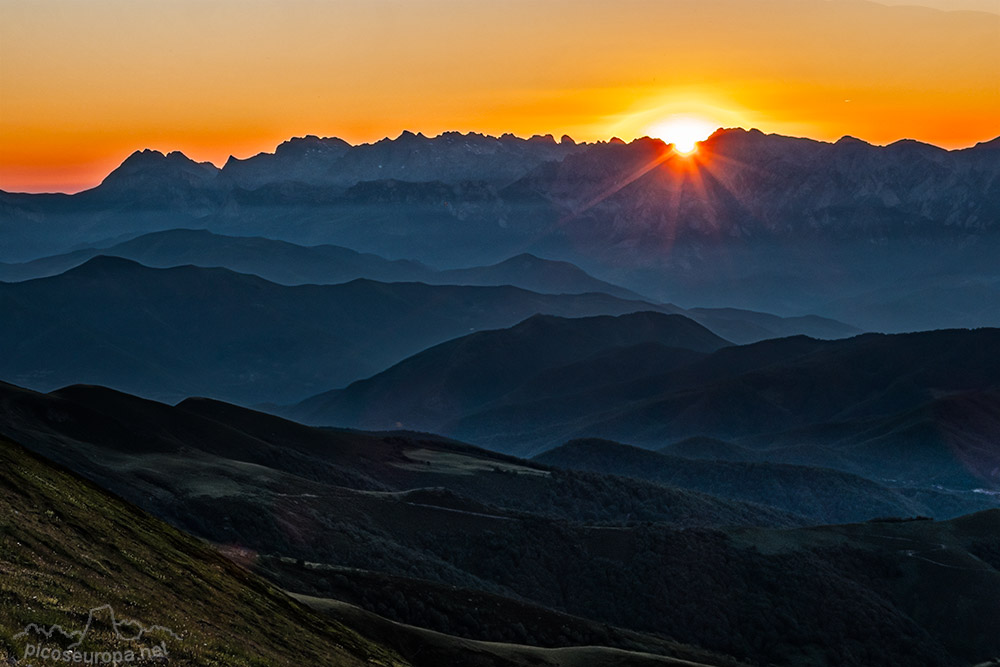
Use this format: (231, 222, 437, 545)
(293, 593, 722, 667)
(258, 557, 747, 667)
(0, 435, 408, 667)
(0, 427, 742, 667)
(4, 383, 1000, 666)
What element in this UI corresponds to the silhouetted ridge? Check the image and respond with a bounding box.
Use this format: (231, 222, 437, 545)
(835, 135, 870, 146)
(101, 148, 218, 182)
(276, 134, 351, 154)
(63, 254, 150, 275)
(289, 310, 730, 432)
(885, 138, 946, 156)
(3, 127, 1000, 333)
(969, 136, 1000, 151)
(0, 260, 690, 404)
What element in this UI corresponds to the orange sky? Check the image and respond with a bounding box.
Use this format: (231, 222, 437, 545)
(1, 0, 998, 193)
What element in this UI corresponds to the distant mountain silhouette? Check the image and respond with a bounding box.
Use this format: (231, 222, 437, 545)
(686, 306, 860, 342)
(0, 257, 682, 403)
(2, 129, 997, 331)
(93, 149, 220, 208)
(0, 229, 862, 344)
(0, 229, 432, 284)
(221, 131, 582, 190)
(290, 311, 730, 429)
(292, 322, 1000, 491)
(0, 228, 642, 299)
(433, 252, 646, 300)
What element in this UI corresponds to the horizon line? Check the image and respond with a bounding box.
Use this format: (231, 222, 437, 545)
(4, 126, 998, 196)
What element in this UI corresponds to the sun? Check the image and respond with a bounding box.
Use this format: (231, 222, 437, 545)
(647, 116, 716, 155)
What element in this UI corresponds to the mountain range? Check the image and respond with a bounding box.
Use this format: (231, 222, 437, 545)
(288, 314, 1000, 495)
(3, 129, 998, 331)
(0, 253, 862, 404)
(0, 414, 728, 667)
(0, 229, 862, 343)
(3, 126, 1000, 666)
(0, 256, 681, 403)
(2, 379, 998, 667)
(0, 227, 643, 299)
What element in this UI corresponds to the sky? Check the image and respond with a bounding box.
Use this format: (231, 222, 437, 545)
(1, 0, 998, 193)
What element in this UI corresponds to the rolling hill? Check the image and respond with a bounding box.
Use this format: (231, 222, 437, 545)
(0, 380, 788, 665)
(0, 228, 861, 343)
(0, 255, 867, 405)
(0, 424, 732, 667)
(2, 380, 999, 666)
(0, 380, 794, 534)
(0, 257, 683, 404)
(292, 321, 1000, 495)
(0, 228, 433, 285)
(0, 434, 410, 667)
(290, 311, 730, 430)
(0, 228, 644, 301)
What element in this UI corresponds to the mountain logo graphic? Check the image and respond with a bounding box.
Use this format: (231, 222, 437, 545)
(15, 604, 182, 649)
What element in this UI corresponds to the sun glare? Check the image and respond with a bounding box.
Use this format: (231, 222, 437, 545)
(648, 116, 716, 154)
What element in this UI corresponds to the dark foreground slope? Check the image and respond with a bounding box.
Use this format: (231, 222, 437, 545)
(0, 434, 722, 667)
(2, 381, 1000, 666)
(0, 380, 793, 536)
(291, 593, 736, 667)
(274, 510, 1000, 667)
(0, 435, 408, 667)
(0, 380, 769, 666)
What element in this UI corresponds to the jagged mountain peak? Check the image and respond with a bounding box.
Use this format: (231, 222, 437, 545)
(115, 148, 215, 169)
(835, 135, 870, 146)
(275, 134, 352, 153)
(969, 135, 1000, 151)
(528, 134, 557, 144)
(122, 147, 166, 163)
(100, 148, 219, 191)
(629, 136, 670, 149)
(394, 129, 428, 142)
